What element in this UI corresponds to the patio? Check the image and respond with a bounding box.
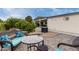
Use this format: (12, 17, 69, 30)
(0, 32, 78, 51)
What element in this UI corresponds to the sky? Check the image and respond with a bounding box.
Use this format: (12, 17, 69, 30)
(0, 8, 79, 20)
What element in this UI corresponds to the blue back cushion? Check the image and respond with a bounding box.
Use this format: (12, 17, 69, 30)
(16, 32, 24, 37)
(0, 35, 9, 41)
(0, 36, 1, 40)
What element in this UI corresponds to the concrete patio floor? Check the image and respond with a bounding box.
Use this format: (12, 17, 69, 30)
(42, 32, 77, 51)
(1, 32, 78, 51)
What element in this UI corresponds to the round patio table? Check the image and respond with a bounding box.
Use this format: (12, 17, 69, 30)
(21, 35, 44, 51)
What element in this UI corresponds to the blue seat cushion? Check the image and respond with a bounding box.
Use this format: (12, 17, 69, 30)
(3, 43, 11, 48)
(12, 37, 23, 46)
(3, 37, 23, 48)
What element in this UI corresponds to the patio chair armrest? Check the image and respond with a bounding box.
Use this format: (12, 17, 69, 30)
(57, 43, 79, 48)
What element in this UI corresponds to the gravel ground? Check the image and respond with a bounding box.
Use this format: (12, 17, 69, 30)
(0, 32, 78, 51)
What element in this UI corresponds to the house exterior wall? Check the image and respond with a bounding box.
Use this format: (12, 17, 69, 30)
(47, 14, 79, 36)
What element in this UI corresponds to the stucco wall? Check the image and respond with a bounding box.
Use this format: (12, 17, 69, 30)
(48, 14, 79, 36)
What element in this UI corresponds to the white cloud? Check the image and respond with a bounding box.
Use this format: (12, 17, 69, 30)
(2, 9, 25, 19)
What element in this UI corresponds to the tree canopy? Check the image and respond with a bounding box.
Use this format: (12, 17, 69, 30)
(5, 17, 23, 29)
(0, 16, 36, 32)
(0, 19, 3, 22)
(25, 16, 32, 22)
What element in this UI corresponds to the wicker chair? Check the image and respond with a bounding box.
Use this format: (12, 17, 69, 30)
(0, 29, 24, 51)
(57, 37, 79, 51)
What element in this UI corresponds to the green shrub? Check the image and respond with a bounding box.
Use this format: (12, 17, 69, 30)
(15, 20, 27, 30)
(15, 20, 36, 33)
(0, 22, 5, 31)
(5, 17, 22, 30)
(2, 16, 36, 33)
(25, 22, 36, 32)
